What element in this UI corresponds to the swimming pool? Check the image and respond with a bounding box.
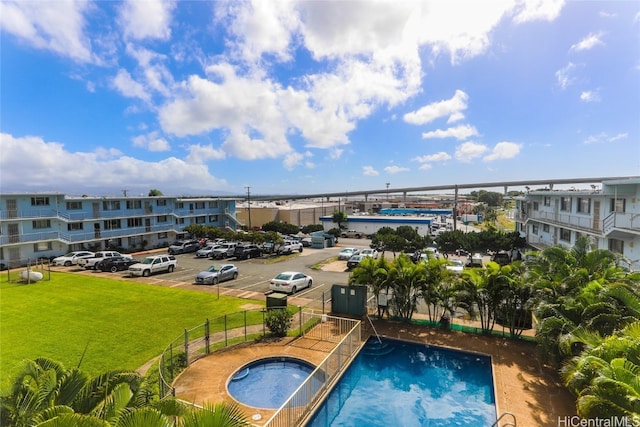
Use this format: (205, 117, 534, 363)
(227, 357, 322, 409)
(306, 337, 496, 426)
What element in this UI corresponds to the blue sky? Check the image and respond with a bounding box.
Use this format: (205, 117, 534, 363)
(1, 0, 639, 197)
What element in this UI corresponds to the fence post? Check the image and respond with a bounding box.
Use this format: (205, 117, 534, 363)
(205, 318, 210, 355)
(224, 315, 228, 347)
(244, 311, 247, 342)
(184, 328, 189, 367)
(298, 306, 302, 336)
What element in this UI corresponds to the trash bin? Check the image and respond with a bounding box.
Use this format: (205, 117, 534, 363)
(266, 292, 288, 309)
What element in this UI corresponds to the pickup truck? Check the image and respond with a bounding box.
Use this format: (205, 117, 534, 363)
(340, 230, 362, 239)
(77, 251, 131, 270)
(277, 240, 303, 255)
(128, 255, 177, 277)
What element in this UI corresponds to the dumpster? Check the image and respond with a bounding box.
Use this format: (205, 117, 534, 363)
(266, 292, 288, 309)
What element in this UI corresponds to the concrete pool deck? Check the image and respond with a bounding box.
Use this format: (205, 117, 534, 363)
(172, 318, 577, 427)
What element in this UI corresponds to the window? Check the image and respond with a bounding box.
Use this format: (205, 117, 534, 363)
(532, 201, 539, 211)
(157, 215, 168, 222)
(543, 196, 551, 207)
(126, 200, 142, 209)
(577, 198, 590, 214)
(194, 201, 205, 209)
(156, 199, 167, 207)
(560, 197, 572, 212)
(209, 201, 218, 208)
(559, 228, 571, 242)
(543, 224, 550, 233)
(195, 216, 206, 224)
(531, 224, 539, 234)
(102, 200, 121, 211)
(34, 242, 52, 252)
(158, 232, 168, 239)
(66, 201, 82, 210)
(104, 219, 121, 230)
(31, 197, 50, 206)
(608, 239, 624, 254)
(209, 215, 218, 222)
(67, 222, 83, 231)
(32, 219, 51, 229)
(610, 198, 626, 213)
(176, 218, 185, 224)
(127, 218, 142, 227)
(176, 202, 184, 209)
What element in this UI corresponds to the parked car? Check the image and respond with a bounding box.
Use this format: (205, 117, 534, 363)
(78, 251, 132, 269)
(491, 251, 511, 266)
(52, 251, 95, 267)
(211, 242, 239, 259)
(233, 244, 262, 260)
(269, 271, 313, 294)
(467, 253, 484, 268)
(194, 264, 238, 285)
(338, 248, 359, 260)
(445, 259, 465, 274)
(359, 248, 379, 259)
(301, 237, 312, 247)
(195, 244, 220, 258)
(347, 254, 365, 269)
(97, 256, 139, 273)
(277, 240, 303, 255)
(340, 230, 362, 238)
(128, 255, 177, 277)
(168, 240, 201, 255)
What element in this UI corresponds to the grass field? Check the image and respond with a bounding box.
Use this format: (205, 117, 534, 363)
(0, 272, 264, 392)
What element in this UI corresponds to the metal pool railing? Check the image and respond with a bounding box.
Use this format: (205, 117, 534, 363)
(263, 313, 363, 427)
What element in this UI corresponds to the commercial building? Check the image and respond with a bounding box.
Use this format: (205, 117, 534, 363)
(0, 193, 238, 267)
(514, 177, 640, 271)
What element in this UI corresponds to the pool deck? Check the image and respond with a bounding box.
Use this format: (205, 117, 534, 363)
(172, 315, 576, 427)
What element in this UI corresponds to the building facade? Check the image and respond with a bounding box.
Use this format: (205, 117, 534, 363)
(514, 177, 640, 271)
(0, 193, 238, 267)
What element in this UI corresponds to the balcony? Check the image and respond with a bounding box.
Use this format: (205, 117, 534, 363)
(517, 210, 599, 233)
(603, 212, 640, 237)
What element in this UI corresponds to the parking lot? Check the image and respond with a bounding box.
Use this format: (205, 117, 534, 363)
(54, 239, 376, 309)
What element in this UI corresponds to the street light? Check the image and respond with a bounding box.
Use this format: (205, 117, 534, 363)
(386, 182, 390, 201)
(245, 186, 252, 230)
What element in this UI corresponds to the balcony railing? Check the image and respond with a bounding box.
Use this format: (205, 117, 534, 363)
(603, 212, 640, 235)
(519, 210, 598, 232)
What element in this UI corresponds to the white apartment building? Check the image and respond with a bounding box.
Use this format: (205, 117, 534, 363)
(514, 177, 640, 271)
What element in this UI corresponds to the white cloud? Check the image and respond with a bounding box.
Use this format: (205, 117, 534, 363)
(0, 133, 226, 194)
(185, 144, 226, 164)
(363, 166, 379, 176)
(583, 132, 628, 144)
(483, 141, 522, 161)
(404, 90, 469, 125)
(580, 90, 601, 102)
(512, 0, 565, 24)
(112, 69, 151, 102)
(132, 132, 170, 152)
(384, 165, 409, 174)
(118, 0, 175, 41)
(422, 124, 479, 140)
(283, 152, 304, 170)
(455, 142, 487, 162)
(555, 62, 577, 89)
(0, 0, 94, 62)
(570, 32, 604, 52)
(413, 152, 452, 163)
(418, 164, 432, 170)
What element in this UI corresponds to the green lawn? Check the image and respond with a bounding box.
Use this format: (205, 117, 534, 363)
(0, 272, 264, 392)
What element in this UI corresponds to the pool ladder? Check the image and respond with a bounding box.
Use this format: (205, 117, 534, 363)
(491, 412, 516, 427)
(366, 315, 382, 344)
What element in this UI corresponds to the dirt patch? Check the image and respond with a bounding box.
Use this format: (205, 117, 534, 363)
(320, 260, 348, 272)
(240, 303, 264, 310)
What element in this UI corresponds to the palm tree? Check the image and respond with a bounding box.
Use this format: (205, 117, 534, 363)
(495, 261, 533, 337)
(456, 261, 506, 334)
(350, 256, 391, 318)
(386, 254, 426, 322)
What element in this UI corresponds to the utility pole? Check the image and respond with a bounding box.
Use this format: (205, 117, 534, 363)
(386, 182, 390, 201)
(245, 186, 252, 230)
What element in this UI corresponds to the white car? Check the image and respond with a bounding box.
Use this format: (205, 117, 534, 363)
(195, 244, 220, 258)
(338, 248, 360, 260)
(445, 259, 465, 274)
(52, 251, 95, 267)
(269, 271, 313, 294)
(359, 249, 379, 259)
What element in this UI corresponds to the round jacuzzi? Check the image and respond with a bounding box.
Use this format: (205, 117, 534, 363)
(227, 357, 319, 409)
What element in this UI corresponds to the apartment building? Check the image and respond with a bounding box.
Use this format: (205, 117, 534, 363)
(0, 193, 239, 267)
(514, 177, 640, 271)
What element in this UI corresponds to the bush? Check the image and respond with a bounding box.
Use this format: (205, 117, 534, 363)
(265, 309, 293, 337)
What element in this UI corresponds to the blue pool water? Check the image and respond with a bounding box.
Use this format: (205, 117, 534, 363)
(307, 337, 496, 427)
(227, 357, 319, 409)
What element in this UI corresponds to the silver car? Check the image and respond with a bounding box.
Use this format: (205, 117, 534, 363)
(195, 264, 238, 285)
